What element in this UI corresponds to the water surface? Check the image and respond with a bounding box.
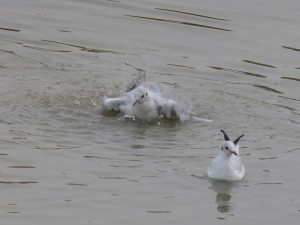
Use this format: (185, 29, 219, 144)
(0, 0, 299, 224)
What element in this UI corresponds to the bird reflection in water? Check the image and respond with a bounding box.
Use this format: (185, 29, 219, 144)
(209, 179, 241, 215)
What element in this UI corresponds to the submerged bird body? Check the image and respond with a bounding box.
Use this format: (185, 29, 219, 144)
(103, 84, 180, 121)
(208, 130, 245, 181)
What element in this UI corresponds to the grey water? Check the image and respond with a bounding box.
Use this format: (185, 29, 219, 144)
(0, 0, 299, 224)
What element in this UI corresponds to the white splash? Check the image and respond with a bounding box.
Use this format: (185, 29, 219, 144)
(103, 80, 209, 122)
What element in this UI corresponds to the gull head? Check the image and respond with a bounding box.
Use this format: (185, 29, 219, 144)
(220, 130, 244, 156)
(133, 87, 149, 107)
(221, 141, 238, 156)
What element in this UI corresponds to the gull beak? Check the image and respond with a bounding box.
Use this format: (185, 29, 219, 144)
(133, 100, 139, 107)
(230, 150, 238, 156)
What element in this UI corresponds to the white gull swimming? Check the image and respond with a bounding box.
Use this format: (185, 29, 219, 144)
(207, 130, 245, 181)
(103, 82, 193, 121)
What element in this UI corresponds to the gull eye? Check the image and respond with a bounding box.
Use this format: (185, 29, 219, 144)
(225, 146, 228, 150)
(141, 94, 144, 98)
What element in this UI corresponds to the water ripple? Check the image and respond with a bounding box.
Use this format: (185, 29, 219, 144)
(98, 176, 138, 182)
(41, 39, 122, 54)
(0, 181, 38, 184)
(210, 66, 267, 78)
(154, 8, 230, 21)
(243, 59, 276, 68)
(252, 85, 283, 94)
(66, 183, 88, 187)
(0, 27, 20, 32)
(145, 210, 172, 214)
(281, 76, 300, 82)
(125, 15, 232, 32)
(282, 45, 300, 52)
(167, 64, 196, 70)
(23, 45, 71, 53)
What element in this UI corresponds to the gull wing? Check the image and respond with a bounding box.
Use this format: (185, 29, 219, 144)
(156, 97, 179, 119)
(103, 96, 127, 112)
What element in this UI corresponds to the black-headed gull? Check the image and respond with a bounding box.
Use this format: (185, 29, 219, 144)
(207, 130, 245, 181)
(103, 83, 183, 121)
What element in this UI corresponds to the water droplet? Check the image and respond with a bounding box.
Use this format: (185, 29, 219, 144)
(74, 100, 80, 105)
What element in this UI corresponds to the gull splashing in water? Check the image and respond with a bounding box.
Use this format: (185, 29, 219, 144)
(102, 78, 210, 122)
(103, 82, 190, 121)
